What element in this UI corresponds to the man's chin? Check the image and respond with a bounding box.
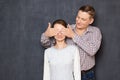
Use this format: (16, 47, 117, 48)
(76, 25, 82, 29)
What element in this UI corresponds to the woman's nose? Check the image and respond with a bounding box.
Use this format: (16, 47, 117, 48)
(57, 31, 63, 35)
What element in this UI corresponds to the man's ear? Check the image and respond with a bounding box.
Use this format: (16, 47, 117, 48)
(89, 18, 94, 24)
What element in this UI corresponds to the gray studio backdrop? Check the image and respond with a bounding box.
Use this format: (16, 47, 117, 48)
(0, 0, 120, 80)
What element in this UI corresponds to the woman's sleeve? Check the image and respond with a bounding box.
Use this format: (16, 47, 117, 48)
(73, 47, 81, 80)
(43, 51, 50, 80)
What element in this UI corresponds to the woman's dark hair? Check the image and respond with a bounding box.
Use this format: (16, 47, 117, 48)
(51, 19, 67, 28)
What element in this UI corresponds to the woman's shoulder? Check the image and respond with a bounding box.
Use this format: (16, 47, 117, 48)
(67, 45, 78, 50)
(45, 46, 54, 53)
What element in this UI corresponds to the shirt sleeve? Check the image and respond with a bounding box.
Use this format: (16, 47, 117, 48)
(43, 51, 50, 80)
(73, 47, 81, 80)
(73, 27, 102, 56)
(40, 33, 51, 48)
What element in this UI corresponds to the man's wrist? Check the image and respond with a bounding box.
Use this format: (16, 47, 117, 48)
(44, 32, 49, 37)
(44, 31, 49, 37)
(71, 33, 75, 39)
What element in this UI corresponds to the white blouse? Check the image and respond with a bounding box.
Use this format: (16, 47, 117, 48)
(43, 45, 81, 80)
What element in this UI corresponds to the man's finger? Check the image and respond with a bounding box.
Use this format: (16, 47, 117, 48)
(48, 22, 51, 28)
(67, 24, 72, 30)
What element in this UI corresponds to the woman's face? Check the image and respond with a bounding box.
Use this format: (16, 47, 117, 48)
(54, 23, 66, 42)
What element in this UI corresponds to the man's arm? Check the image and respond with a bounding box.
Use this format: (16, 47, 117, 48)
(40, 33, 51, 48)
(40, 22, 57, 48)
(73, 27, 102, 56)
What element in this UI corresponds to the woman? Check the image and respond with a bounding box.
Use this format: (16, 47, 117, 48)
(43, 19, 81, 80)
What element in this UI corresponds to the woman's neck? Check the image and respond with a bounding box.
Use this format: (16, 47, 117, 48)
(54, 41, 67, 49)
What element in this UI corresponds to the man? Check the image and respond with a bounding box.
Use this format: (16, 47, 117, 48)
(41, 5, 102, 80)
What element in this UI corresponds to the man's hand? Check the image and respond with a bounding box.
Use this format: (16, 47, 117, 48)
(44, 22, 57, 37)
(62, 24, 75, 38)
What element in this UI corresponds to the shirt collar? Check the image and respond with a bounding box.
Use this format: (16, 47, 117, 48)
(73, 25, 93, 34)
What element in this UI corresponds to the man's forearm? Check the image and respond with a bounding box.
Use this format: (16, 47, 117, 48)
(40, 33, 51, 48)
